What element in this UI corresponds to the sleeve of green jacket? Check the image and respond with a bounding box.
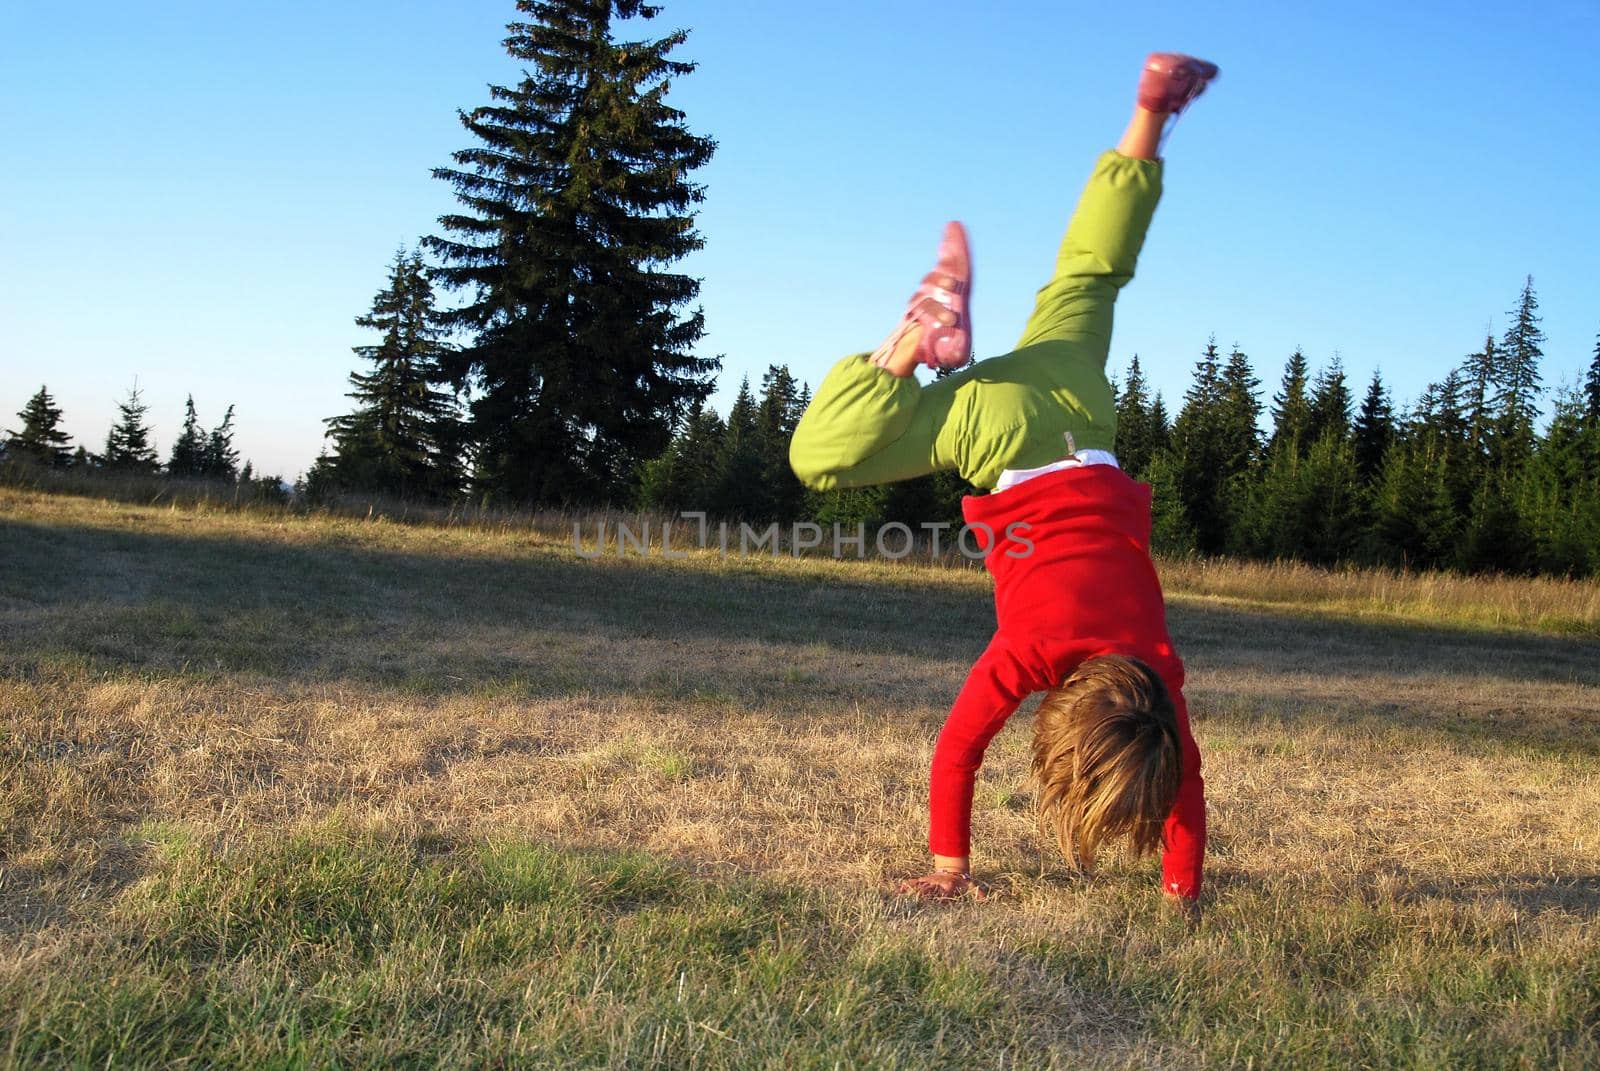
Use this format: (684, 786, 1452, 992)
(788, 354, 965, 491)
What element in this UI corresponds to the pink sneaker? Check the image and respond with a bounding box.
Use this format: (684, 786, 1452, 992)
(900, 221, 973, 371)
(1138, 53, 1220, 115)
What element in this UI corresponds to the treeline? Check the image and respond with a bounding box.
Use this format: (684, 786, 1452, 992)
(1126, 278, 1600, 576)
(309, 248, 1600, 579)
(1, 383, 283, 495)
(634, 277, 1600, 577)
(633, 365, 975, 531)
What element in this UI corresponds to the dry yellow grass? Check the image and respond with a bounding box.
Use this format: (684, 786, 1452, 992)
(1159, 555, 1600, 635)
(2, 486, 1598, 1068)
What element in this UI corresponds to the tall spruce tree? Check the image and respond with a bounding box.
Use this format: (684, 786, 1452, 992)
(1169, 338, 1229, 553)
(756, 364, 807, 521)
(1351, 370, 1395, 484)
(168, 395, 207, 477)
(711, 377, 764, 518)
(1299, 431, 1364, 564)
(1216, 344, 1263, 553)
(1306, 354, 1352, 443)
(1145, 449, 1196, 557)
(322, 249, 461, 499)
(1253, 429, 1363, 565)
(1495, 276, 1544, 465)
(202, 406, 239, 480)
(427, 0, 717, 504)
(1461, 331, 1498, 466)
(1114, 355, 1161, 477)
(102, 385, 160, 473)
(1218, 344, 1263, 471)
(1421, 370, 1474, 521)
(1520, 386, 1595, 575)
(637, 397, 724, 512)
(6, 385, 73, 467)
(1268, 347, 1313, 457)
(1148, 395, 1171, 451)
(1255, 352, 1367, 563)
(1460, 469, 1532, 574)
(1372, 376, 1469, 570)
(1373, 437, 1436, 568)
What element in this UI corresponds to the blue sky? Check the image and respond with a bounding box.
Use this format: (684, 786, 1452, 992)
(3, 0, 1597, 480)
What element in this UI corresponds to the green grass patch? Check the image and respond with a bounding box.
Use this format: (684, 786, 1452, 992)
(7, 826, 1597, 1070)
(3, 827, 1022, 1070)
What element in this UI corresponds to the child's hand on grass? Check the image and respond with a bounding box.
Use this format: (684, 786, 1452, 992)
(1164, 892, 1202, 928)
(897, 870, 988, 901)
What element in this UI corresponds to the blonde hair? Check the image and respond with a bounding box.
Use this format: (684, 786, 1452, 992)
(1031, 655, 1181, 871)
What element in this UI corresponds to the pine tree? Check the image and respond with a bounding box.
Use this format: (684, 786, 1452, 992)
(1268, 347, 1313, 457)
(1298, 432, 1364, 564)
(1242, 442, 1294, 560)
(102, 385, 160, 473)
(1176, 342, 1223, 431)
(1253, 414, 1364, 564)
(1352, 371, 1395, 485)
(1459, 469, 1532, 574)
(427, 0, 717, 504)
(1372, 376, 1474, 570)
(1251, 348, 1312, 559)
(1307, 354, 1352, 443)
(1520, 386, 1595, 575)
(324, 248, 461, 498)
(202, 405, 239, 480)
(1145, 449, 1196, 557)
(756, 365, 802, 445)
(5, 385, 73, 467)
(1255, 436, 1357, 563)
(678, 401, 727, 505)
(638, 397, 724, 512)
(1461, 331, 1498, 466)
(1218, 344, 1263, 472)
(1214, 344, 1263, 554)
(1114, 354, 1160, 477)
(1169, 338, 1228, 553)
(1495, 275, 1545, 465)
(712, 377, 764, 518)
(756, 364, 807, 521)
(168, 395, 207, 477)
(1421, 370, 1474, 521)
(1147, 395, 1171, 452)
(1373, 439, 1427, 567)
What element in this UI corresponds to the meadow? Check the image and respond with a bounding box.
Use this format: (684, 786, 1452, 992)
(2, 485, 1597, 1069)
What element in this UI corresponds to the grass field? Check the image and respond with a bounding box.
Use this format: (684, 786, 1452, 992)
(3, 486, 1598, 1068)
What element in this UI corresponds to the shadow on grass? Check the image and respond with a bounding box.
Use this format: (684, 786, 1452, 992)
(3, 512, 1598, 753)
(1, 512, 1000, 715)
(6, 512, 1600, 731)
(1391, 873, 1600, 915)
(1102, 862, 1600, 918)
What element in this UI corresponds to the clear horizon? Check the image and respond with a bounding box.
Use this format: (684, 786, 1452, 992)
(4, 0, 1598, 481)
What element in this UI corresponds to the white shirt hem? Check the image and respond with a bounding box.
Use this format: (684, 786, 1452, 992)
(994, 450, 1120, 491)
